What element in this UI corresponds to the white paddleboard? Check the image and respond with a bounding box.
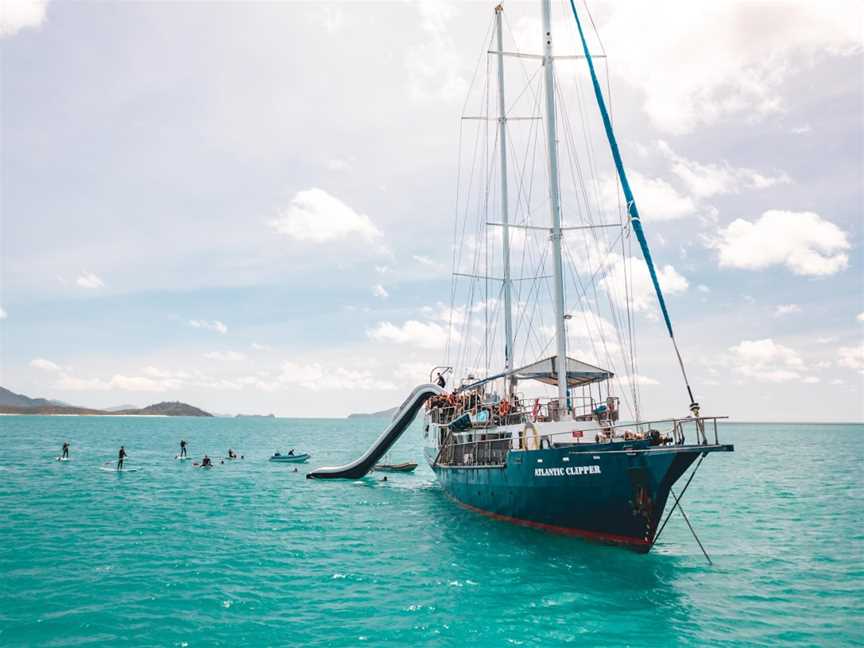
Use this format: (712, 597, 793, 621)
(101, 461, 139, 473)
(56, 456, 71, 462)
(175, 455, 192, 461)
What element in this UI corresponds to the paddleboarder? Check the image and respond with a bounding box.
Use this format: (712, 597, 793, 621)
(61, 442, 70, 459)
(117, 446, 127, 470)
(180, 439, 188, 458)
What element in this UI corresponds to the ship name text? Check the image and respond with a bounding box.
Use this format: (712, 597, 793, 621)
(534, 465, 601, 477)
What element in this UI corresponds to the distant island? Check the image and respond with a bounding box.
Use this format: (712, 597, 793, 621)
(0, 387, 212, 417)
(235, 413, 276, 418)
(347, 406, 398, 419)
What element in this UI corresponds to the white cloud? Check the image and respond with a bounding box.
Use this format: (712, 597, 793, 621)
(0, 306, 6, 319)
(600, 170, 696, 222)
(372, 284, 389, 299)
(564, 310, 618, 341)
(405, 0, 467, 102)
(837, 344, 864, 371)
(620, 374, 660, 386)
(274, 361, 397, 391)
(251, 342, 272, 351)
(599, 1, 863, 133)
(367, 320, 450, 350)
(697, 284, 710, 293)
(601, 256, 689, 312)
(0, 0, 47, 38)
(203, 351, 247, 361)
(326, 158, 350, 171)
(728, 338, 805, 382)
(711, 210, 850, 276)
(315, 6, 343, 34)
(657, 141, 790, 198)
(269, 188, 381, 243)
(857, 313, 864, 323)
(30, 357, 62, 372)
(188, 319, 228, 334)
(76, 272, 105, 289)
(774, 304, 801, 318)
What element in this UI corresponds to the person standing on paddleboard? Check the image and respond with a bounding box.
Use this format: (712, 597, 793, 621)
(62, 442, 70, 459)
(180, 439, 187, 458)
(117, 446, 127, 470)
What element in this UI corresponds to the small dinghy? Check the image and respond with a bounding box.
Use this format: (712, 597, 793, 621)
(373, 462, 418, 473)
(269, 452, 310, 463)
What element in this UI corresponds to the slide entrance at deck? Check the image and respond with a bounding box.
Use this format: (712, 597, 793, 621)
(307, 384, 444, 480)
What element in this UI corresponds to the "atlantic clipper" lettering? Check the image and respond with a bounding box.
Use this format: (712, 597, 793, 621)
(534, 465, 601, 477)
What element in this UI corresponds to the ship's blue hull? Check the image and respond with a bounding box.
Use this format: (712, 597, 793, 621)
(431, 442, 731, 551)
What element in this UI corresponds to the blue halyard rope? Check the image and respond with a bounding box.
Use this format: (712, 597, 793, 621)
(567, 0, 698, 408)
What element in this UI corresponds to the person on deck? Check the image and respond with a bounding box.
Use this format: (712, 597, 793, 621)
(62, 442, 70, 459)
(288, 449, 295, 456)
(436, 372, 446, 388)
(117, 446, 127, 470)
(180, 439, 187, 458)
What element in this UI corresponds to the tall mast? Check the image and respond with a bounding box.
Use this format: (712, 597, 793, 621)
(494, 5, 515, 396)
(541, 0, 569, 409)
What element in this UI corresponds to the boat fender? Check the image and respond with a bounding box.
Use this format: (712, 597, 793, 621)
(521, 422, 540, 451)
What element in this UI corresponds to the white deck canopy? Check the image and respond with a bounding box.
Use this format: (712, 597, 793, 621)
(457, 355, 613, 392)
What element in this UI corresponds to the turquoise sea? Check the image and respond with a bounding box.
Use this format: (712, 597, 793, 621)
(1, 416, 861, 647)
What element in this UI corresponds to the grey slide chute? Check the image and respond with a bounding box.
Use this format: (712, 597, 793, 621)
(307, 383, 444, 480)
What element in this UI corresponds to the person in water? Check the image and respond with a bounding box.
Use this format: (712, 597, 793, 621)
(227, 449, 237, 459)
(202, 455, 212, 468)
(180, 439, 187, 458)
(62, 442, 70, 459)
(117, 446, 127, 470)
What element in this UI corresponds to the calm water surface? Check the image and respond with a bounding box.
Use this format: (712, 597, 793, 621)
(1, 417, 861, 646)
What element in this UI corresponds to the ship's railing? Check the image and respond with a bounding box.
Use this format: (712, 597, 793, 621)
(434, 416, 728, 466)
(426, 394, 617, 428)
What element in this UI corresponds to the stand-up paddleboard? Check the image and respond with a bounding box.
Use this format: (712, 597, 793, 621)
(100, 461, 140, 473)
(192, 463, 213, 469)
(56, 456, 71, 462)
(175, 455, 192, 461)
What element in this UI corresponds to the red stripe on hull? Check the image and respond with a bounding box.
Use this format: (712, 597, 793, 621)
(444, 491, 652, 552)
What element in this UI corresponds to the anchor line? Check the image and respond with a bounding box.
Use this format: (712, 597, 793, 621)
(669, 488, 713, 565)
(652, 452, 706, 546)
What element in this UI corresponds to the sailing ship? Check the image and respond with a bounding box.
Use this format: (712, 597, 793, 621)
(312, 0, 733, 553)
(417, 0, 733, 552)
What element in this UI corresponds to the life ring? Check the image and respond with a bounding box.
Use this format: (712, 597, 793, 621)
(521, 422, 541, 451)
(498, 399, 511, 416)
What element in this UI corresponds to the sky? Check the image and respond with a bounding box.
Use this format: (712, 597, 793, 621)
(0, 0, 862, 420)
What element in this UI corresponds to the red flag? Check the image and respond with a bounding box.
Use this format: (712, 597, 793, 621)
(571, 430, 583, 438)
